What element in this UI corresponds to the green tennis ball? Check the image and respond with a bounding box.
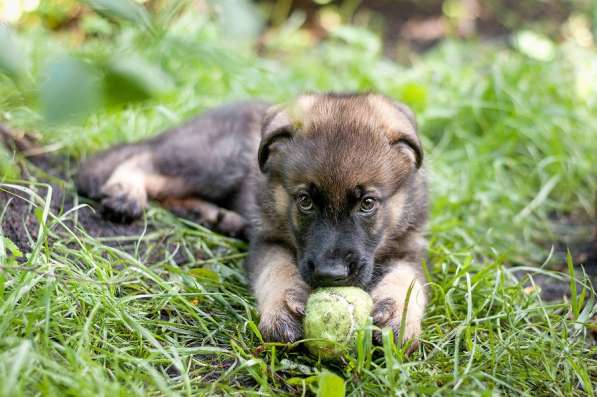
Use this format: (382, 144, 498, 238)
(304, 287, 373, 359)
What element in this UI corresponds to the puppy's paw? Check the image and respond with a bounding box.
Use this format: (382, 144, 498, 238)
(100, 182, 146, 222)
(215, 209, 248, 239)
(371, 295, 423, 353)
(258, 287, 308, 343)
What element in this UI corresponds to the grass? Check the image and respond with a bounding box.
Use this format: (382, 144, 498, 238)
(1, 5, 596, 396)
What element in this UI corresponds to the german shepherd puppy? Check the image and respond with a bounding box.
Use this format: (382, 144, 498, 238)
(76, 93, 428, 346)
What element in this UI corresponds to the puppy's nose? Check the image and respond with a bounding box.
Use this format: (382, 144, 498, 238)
(312, 261, 349, 287)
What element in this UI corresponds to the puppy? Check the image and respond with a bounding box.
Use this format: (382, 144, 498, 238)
(76, 93, 428, 346)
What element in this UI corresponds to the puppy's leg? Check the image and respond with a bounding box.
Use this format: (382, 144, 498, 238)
(92, 150, 189, 222)
(246, 242, 310, 342)
(371, 261, 427, 351)
(78, 147, 249, 236)
(161, 197, 248, 239)
(76, 143, 148, 200)
(97, 152, 151, 221)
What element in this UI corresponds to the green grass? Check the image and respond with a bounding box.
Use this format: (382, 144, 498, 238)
(1, 6, 596, 396)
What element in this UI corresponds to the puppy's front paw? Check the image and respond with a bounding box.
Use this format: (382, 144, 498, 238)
(258, 287, 308, 343)
(371, 295, 423, 352)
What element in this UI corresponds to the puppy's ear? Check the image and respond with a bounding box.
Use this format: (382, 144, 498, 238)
(258, 107, 295, 173)
(388, 101, 423, 169)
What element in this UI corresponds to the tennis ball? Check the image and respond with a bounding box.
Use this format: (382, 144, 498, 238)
(303, 287, 372, 359)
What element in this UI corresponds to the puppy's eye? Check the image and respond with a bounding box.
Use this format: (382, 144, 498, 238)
(360, 197, 377, 213)
(297, 193, 314, 213)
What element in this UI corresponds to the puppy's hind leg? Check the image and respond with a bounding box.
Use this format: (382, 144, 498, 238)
(161, 197, 248, 239)
(75, 143, 148, 200)
(98, 152, 154, 222)
(77, 144, 190, 222)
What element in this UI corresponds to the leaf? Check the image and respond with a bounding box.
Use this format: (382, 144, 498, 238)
(84, 0, 153, 31)
(567, 250, 579, 320)
(189, 268, 221, 284)
(355, 316, 373, 373)
(0, 25, 27, 80)
(317, 371, 345, 397)
(40, 56, 101, 123)
(0, 146, 19, 180)
(103, 56, 174, 105)
(3, 237, 23, 258)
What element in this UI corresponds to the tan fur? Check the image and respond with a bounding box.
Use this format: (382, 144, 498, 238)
(272, 184, 289, 218)
(265, 107, 293, 134)
(253, 245, 309, 342)
(162, 197, 220, 222)
(101, 153, 153, 209)
(367, 95, 416, 139)
(371, 262, 427, 343)
(145, 175, 189, 200)
(376, 190, 408, 249)
(161, 197, 247, 237)
(386, 190, 408, 227)
(101, 152, 191, 206)
(290, 95, 317, 129)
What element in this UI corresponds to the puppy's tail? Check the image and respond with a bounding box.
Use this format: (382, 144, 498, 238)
(75, 143, 147, 199)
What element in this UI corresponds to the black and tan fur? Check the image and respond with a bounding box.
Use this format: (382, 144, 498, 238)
(76, 93, 428, 347)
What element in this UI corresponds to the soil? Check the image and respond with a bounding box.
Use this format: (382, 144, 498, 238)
(0, 187, 40, 254)
(529, 212, 597, 300)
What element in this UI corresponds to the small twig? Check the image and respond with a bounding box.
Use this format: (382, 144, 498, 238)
(0, 123, 38, 153)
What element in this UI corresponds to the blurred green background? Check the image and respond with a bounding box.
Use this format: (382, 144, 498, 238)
(1, 0, 596, 124)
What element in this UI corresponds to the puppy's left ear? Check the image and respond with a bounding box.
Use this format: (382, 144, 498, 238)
(369, 95, 423, 168)
(258, 107, 295, 173)
(388, 101, 423, 169)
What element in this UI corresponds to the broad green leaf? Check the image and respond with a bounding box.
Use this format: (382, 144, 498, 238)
(84, 0, 153, 31)
(317, 371, 345, 397)
(0, 25, 27, 80)
(103, 56, 174, 105)
(40, 56, 101, 123)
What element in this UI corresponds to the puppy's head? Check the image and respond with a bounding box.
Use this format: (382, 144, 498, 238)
(258, 93, 423, 288)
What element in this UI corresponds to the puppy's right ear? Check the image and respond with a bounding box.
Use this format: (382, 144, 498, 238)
(258, 107, 295, 173)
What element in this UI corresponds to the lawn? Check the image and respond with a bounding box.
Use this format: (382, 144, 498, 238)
(0, 2, 596, 396)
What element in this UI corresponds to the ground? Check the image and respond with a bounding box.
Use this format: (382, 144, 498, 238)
(0, 5, 596, 396)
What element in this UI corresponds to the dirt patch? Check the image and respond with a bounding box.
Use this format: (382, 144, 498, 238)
(549, 213, 597, 270)
(536, 212, 597, 301)
(0, 180, 195, 265)
(0, 188, 40, 253)
(1, 180, 148, 245)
